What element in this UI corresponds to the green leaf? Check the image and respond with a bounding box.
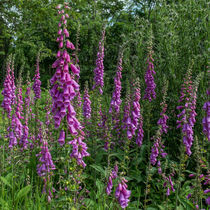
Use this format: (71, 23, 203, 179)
(158, 205, 166, 210)
(176, 205, 185, 210)
(15, 185, 31, 202)
(90, 164, 105, 176)
(96, 179, 104, 198)
(0, 198, 9, 209)
(83, 198, 94, 208)
(0, 176, 12, 188)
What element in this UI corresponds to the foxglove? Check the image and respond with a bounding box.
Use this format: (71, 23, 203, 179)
(115, 178, 131, 208)
(93, 29, 105, 95)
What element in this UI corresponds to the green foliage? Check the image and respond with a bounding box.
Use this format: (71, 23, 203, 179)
(0, 0, 209, 209)
(15, 185, 31, 203)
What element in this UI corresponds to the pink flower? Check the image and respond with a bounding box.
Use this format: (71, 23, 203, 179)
(66, 40, 75, 49)
(70, 64, 80, 76)
(58, 130, 65, 146)
(115, 178, 131, 208)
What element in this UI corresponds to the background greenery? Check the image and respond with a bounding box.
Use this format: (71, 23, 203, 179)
(0, 0, 209, 209)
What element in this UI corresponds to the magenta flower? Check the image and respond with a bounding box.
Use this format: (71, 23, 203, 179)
(143, 51, 156, 102)
(106, 164, 118, 195)
(58, 130, 65, 146)
(150, 88, 168, 165)
(93, 29, 105, 95)
(123, 79, 143, 141)
(158, 104, 169, 134)
(8, 131, 17, 148)
(122, 92, 132, 139)
(8, 114, 23, 149)
(66, 40, 75, 49)
(163, 175, 175, 196)
(177, 71, 198, 156)
(32, 54, 41, 100)
(109, 55, 123, 114)
(204, 189, 210, 194)
(83, 86, 91, 119)
(19, 125, 29, 149)
(1, 59, 13, 117)
(69, 136, 90, 168)
(11, 63, 16, 106)
(136, 115, 144, 146)
(25, 79, 31, 112)
(202, 89, 210, 141)
(8, 71, 25, 149)
(51, 4, 89, 167)
(206, 197, 210, 205)
(106, 176, 113, 195)
(115, 178, 131, 209)
(15, 80, 24, 120)
(50, 12, 80, 131)
(37, 140, 55, 177)
(70, 63, 80, 76)
(130, 82, 141, 138)
(150, 137, 160, 165)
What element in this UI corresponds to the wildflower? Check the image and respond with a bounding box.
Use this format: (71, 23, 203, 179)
(158, 104, 169, 134)
(206, 197, 210, 205)
(83, 85, 91, 119)
(58, 130, 65, 146)
(69, 136, 90, 168)
(37, 140, 55, 177)
(32, 54, 41, 100)
(109, 54, 123, 114)
(115, 178, 131, 209)
(202, 89, 210, 141)
(130, 81, 141, 137)
(143, 48, 156, 102)
(177, 70, 202, 155)
(1, 59, 13, 117)
(150, 81, 168, 165)
(106, 164, 118, 195)
(51, 4, 89, 167)
(93, 29, 105, 95)
(204, 189, 210, 194)
(8, 131, 17, 148)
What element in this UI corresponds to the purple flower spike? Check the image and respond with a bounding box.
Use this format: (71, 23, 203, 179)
(204, 189, 210, 194)
(115, 178, 131, 209)
(202, 89, 210, 141)
(106, 176, 113, 195)
(66, 40, 75, 49)
(106, 164, 118, 195)
(93, 29, 105, 94)
(150, 137, 160, 165)
(130, 79, 142, 140)
(206, 197, 210, 205)
(177, 70, 199, 156)
(69, 136, 90, 168)
(11, 65, 16, 106)
(143, 52, 156, 102)
(83, 86, 91, 119)
(1, 59, 13, 117)
(158, 104, 169, 134)
(150, 83, 168, 165)
(136, 115, 144, 146)
(51, 4, 89, 168)
(19, 125, 29, 149)
(109, 55, 123, 114)
(58, 130, 65, 146)
(32, 54, 41, 100)
(70, 63, 80, 76)
(8, 131, 17, 149)
(37, 140, 55, 177)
